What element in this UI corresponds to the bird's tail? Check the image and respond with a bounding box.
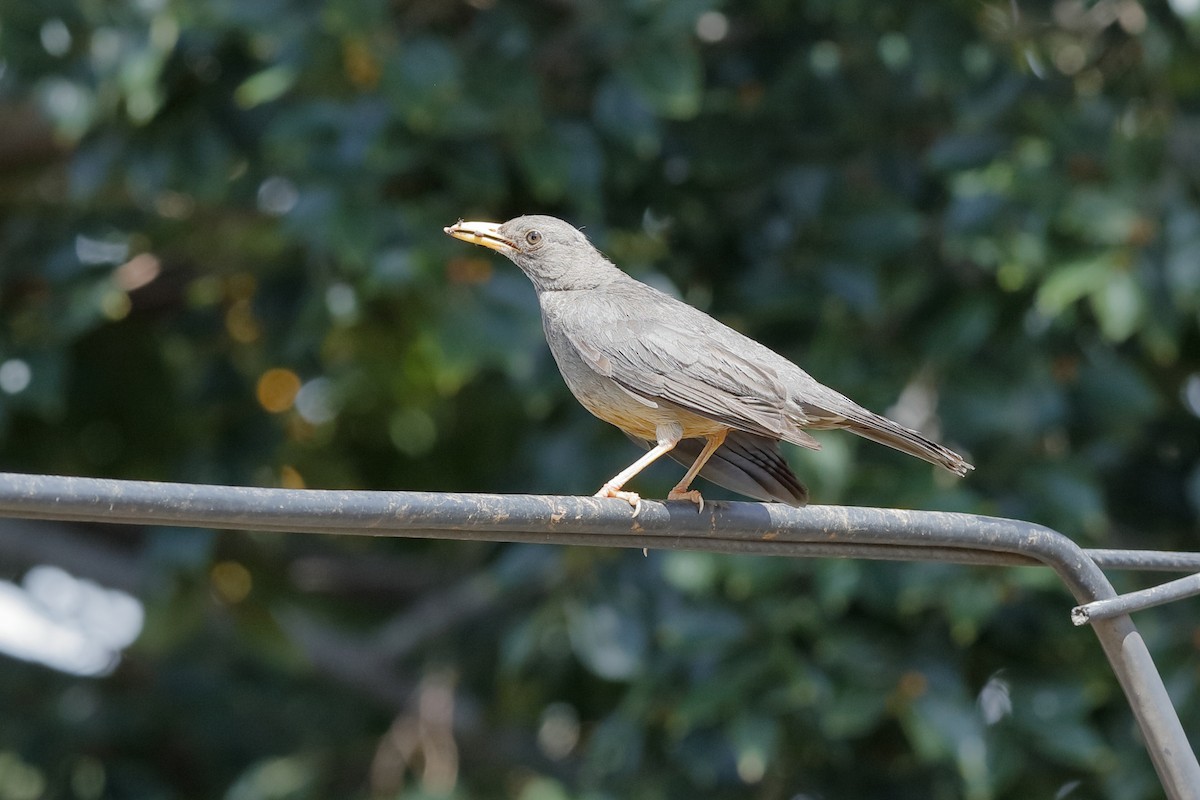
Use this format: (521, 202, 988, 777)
(842, 412, 973, 476)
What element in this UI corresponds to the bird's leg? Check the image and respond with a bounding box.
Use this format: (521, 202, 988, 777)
(594, 423, 683, 516)
(668, 429, 729, 512)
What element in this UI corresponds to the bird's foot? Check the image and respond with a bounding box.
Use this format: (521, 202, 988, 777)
(594, 485, 642, 517)
(668, 488, 705, 513)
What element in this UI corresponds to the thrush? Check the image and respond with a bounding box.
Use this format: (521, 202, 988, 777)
(446, 215, 972, 512)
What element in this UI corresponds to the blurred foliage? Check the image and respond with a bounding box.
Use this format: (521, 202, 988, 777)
(1, 0, 1200, 797)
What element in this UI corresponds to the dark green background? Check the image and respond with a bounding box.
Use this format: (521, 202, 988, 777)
(1, 0, 1199, 797)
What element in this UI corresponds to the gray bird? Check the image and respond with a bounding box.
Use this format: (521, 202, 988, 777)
(446, 215, 972, 512)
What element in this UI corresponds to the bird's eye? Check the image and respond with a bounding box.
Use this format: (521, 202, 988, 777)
(525, 230, 543, 246)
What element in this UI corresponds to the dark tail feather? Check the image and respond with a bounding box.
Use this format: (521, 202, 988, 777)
(842, 412, 973, 476)
(627, 430, 808, 506)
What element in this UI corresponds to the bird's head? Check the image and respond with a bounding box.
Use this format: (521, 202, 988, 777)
(444, 215, 614, 292)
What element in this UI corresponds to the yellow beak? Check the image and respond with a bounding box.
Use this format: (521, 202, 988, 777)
(444, 220, 517, 255)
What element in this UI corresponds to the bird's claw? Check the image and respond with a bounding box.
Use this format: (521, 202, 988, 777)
(594, 485, 642, 517)
(668, 488, 705, 513)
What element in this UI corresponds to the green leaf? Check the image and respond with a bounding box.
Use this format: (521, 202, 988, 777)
(234, 65, 297, 108)
(1089, 268, 1144, 342)
(1035, 254, 1113, 316)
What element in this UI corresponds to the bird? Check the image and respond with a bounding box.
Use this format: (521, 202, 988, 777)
(445, 215, 972, 513)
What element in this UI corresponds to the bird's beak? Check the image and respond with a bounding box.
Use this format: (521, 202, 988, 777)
(444, 220, 517, 255)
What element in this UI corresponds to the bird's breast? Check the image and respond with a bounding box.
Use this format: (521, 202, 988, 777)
(541, 322, 725, 440)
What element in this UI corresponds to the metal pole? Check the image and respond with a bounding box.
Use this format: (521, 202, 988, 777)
(0, 473, 1194, 798)
(1074, 572, 1200, 624)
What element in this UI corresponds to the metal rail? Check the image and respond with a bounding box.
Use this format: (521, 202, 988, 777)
(1074, 572, 1200, 625)
(0, 472, 1195, 798)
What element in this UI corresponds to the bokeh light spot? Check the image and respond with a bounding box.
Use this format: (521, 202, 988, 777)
(295, 378, 337, 424)
(225, 299, 261, 343)
(257, 176, 298, 216)
(0, 360, 32, 394)
(41, 19, 72, 57)
(390, 408, 437, 457)
(280, 465, 305, 489)
(76, 234, 129, 265)
(878, 32, 911, 70)
(0, 751, 46, 799)
(695, 11, 729, 43)
(211, 561, 252, 604)
(537, 703, 580, 760)
(810, 41, 841, 76)
(325, 283, 359, 322)
(114, 253, 161, 291)
(736, 751, 766, 784)
(0, 566, 143, 677)
(1182, 373, 1200, 417)
(257, 368, 302, 413)
(100, 289, 132, 321)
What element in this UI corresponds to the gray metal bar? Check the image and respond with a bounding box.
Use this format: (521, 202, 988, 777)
(0, 472, 1194, 798)
(1073, 572, 1200, 626)
(1085, 549, 1200, 573)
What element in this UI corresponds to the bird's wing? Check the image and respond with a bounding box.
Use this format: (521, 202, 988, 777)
(559, 305, 821, 450)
